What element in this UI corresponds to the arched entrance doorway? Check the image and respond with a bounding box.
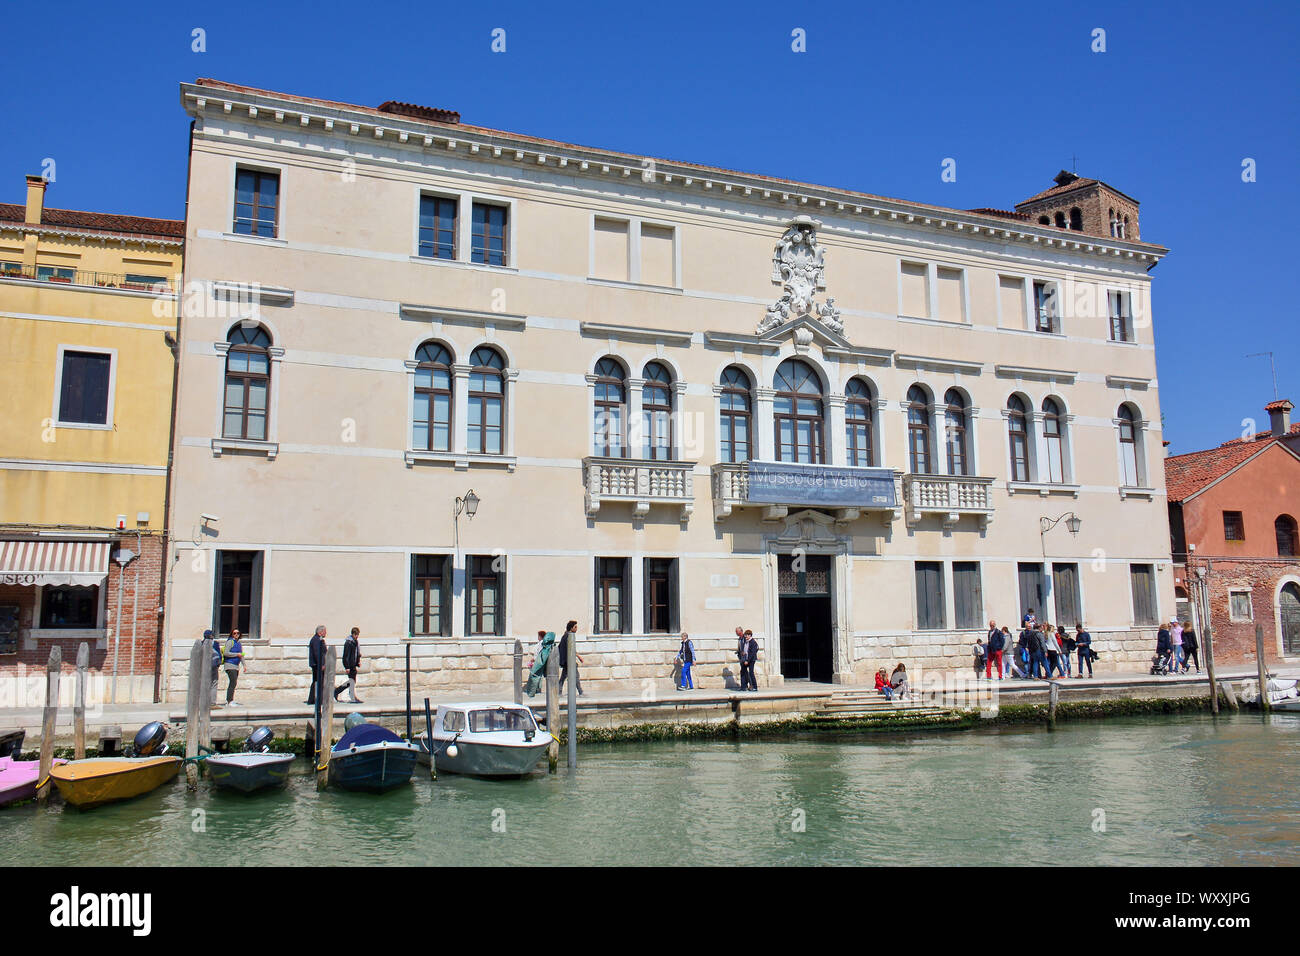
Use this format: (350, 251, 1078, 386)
(1280, 582, 1300, 657)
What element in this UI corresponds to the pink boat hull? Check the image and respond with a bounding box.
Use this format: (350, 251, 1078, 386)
(0, 754, 63, 807)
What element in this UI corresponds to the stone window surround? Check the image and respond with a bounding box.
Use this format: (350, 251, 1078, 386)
(51, 343, 118, 432)
(1228, 588, 1254, 623)
(586, 211, 682, 290)
(404, 340, 519, 471)
(409, 185, 517, 270)
(212, 334, 285, 459)
(896, 257, 971, 326)
(585, 352, 688, 461)
(225, 158, 286, 242)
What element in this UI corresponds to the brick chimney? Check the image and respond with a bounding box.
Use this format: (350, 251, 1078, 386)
(24, 174, 46, 224)
(1267, 399, 1293, 437)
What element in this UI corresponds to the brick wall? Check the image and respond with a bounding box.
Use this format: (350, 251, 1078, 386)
(1198, 558, 1300, 665)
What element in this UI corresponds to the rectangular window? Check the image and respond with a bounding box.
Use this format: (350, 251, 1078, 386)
(233, 167, 279, 238)
(1018, 562, 1044, 623)
(213, 550, 262, 639)
(39, 586, 99, 629)
(1223, 511, 1245, 542)
(952, 562, 982, 630)
(121, 273, 169, 291)
(471, 202, 508, 266)
(1108, 291, 1132, 342)
(915, 561, 946, 630)
(1052, 563, 1082, 629)
(57, 350, 112, 425)
(1033, 281, 1058, 333)
(1229, 590, 1253, 621)
(998, 275, 1025, 328)
(644, 558, 678, 633)
(592, 217, 629, 281)
(1129, 563, 1157, 626)
(900, 261, 930, 318)
(0, 605, 18, 655)
(37, 265, 75, 282)
(418, 195, 458, 260)
(936, 267, 964, 323)
(411, 554, 452, 636)
(640, 224, 675, 287)
(467, 555, 504, 636)
(595, 557, 629, 634)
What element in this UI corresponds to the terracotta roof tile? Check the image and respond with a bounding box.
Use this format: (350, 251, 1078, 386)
(0, 202, 183, 240)
(1164, 426, 1300, 502)
(1016, 178, 1099, 207)
(1265, 399, 1294, 412)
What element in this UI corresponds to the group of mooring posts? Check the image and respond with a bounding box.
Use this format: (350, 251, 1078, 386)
(34, 643, 93, 803)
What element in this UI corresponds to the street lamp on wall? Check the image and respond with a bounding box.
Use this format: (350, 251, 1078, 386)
(1040, 512, 1082, 538)
(455, 490, 480, 521)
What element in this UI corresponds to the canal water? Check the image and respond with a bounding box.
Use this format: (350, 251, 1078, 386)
(3, 713, 1298, 866)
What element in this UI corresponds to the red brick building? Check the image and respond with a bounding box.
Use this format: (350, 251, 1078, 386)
(1166, 400, 1300, 665)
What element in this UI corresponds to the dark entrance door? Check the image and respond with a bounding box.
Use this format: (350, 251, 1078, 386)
(1281, 582, 1300, 656)
(778, 554, 834, 682)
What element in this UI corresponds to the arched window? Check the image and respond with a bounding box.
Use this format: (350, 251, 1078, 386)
(1109, 208, 1118, 237)
(1007, 395, 1030, 482)
(1122, 215, 1130, 238)
(1118, 404, 1140, 486)
(1069, 207, 1083, 231)
(944, 388, 970, 476)
(907, 385, 932, 474)
(467, 346, 505, 454)
(641, 361, 673, 460)
(1038, 215, 1051, 225)
(1277, 515, 1299, 557)
(718, 366, 752, 464)
(845, 378, 875, 467)
(413, 342, 453, 451)
(1043, 398, 1065, 483)
(223, 325, 272, 440)
(774, 359, 824, 464)
(1054, 211, 1066, 228)
(593, 357, 626, 457)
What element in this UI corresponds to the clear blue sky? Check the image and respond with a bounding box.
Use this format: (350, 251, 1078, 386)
(4, 0, 1296, 454)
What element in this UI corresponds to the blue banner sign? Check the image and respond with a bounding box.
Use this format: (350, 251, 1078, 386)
(745, 461, 897, 508)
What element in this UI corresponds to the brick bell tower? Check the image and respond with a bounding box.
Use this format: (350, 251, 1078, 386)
(1015, 170, 1141, 241)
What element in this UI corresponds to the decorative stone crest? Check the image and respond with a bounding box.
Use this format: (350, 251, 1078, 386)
(758, 215, 843, 336)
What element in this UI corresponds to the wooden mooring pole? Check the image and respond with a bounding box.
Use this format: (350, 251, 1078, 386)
(545, 639, 558, 774)
(74, 642, 89, 760)
(316, 646, 337, 790)
(198, 634, 214, 752)
(1255, 623, 1271, 713)
(512, 640, 523, 706)
(36, 645, 61, 804)
(184, 638, 205, 789)
(1047, 681, 1060, 730)
(1197, 564, 1220, 715)
(566, 630, 577, 770)
(423, 697, 436, 780)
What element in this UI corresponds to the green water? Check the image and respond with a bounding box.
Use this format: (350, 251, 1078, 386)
(3, 713, 1298, 866)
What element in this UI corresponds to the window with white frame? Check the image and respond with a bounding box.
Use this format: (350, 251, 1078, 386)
(1033, 280, 1059, 333)
(1007, 395, 1032, 482)
(412, 190, 513, 268)
(1042, 398, 1067, 483)
(899, 261, 930, 318)
(1117, 404, 1143, 486)
(56, 347, 114, 427)
(1108, 290, 1134, 342)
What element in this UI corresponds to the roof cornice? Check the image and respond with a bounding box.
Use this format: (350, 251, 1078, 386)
(181, 81, 1169, 266)
(0, 220, 182, 250)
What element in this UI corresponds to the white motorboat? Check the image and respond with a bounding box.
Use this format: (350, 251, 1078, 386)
(1238, 678, 1300, 711)
(414, 702, 552, 777)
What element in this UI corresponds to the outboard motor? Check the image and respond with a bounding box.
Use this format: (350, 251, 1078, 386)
(133, 721, 168, 757)
(244, 726, 275, 753)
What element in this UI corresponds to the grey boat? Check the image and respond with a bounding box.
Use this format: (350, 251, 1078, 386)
(206, 727, 295, 793)
(415, 702, 552, 777)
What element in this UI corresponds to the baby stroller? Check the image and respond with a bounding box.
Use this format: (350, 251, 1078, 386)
(1150, 649, 1173, 675)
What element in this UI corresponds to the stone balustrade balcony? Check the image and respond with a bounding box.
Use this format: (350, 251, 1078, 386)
(583, 457, 695, 523)
(902, 473, 995, 529)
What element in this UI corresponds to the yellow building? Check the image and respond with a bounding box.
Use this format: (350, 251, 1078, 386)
(0, 175, 183, 701)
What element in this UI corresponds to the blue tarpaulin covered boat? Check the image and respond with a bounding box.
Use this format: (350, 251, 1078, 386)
(328, 723, 419, 792)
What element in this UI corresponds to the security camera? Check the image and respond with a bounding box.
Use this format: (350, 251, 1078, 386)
(200, 513, 220, 523)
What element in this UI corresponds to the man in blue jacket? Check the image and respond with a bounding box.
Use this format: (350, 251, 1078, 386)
(1074, 624, 1093, 678)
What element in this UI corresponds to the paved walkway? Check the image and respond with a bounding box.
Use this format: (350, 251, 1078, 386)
(2, 665, 1293, 739)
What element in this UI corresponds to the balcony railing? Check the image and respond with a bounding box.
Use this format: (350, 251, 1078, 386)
(903, 474, 995, 529)
(0, 264, 173, 294)
(711, 461, 903, 523)
(582, 457, 695, 523)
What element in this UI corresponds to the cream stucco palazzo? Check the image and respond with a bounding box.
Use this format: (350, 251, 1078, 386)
(164, 79, 1173, 701)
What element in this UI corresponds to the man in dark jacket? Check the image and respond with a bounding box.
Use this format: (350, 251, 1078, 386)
(1023, 625, 1047, 679)
(1155, 624, 1172, 672)
(740, 630, 759, 691)
(335, 627, 362, 703)
(985, 620, 1004, 679)
(306, 625, 328, 705)
(558, 621, 584, 696)
(1074, 624, 1093, 678)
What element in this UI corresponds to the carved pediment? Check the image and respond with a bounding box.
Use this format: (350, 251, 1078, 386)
(759, 216, 844, 337)
(773, 508, 843, 548)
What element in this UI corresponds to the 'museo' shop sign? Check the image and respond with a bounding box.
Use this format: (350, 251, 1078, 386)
(745, 462, 896, 508)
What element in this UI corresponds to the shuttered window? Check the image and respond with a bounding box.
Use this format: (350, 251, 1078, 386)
(915, 561, 945, 630)
(643, 558, 679, 633)
(1052, 563, 1082, 629)
(1018, 562, 1044, 623)
(595, 557, 629, 634)
(466, 555, 505, 636)
(1129, 564, 1157, 625)
(213, 550, 263, 639)
(953, 562, 982, 630)
(411, 554, 452, 637)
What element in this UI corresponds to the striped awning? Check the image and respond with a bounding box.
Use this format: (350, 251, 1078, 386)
(0, 539, 112, 586)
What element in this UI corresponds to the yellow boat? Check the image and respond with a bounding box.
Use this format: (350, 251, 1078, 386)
(49, 756, 182, 809)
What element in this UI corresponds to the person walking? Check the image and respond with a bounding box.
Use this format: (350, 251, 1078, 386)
(205, 629, 222, 705)
(558, 620, 584, 696)
(335, 627, 363, 703)
(523, 631, 555, 698)
(1014, 625, 1032, 679)
(1170, 618, 1185, 673)
(740, 629, 759, 692)
(306, 625, 328, 705)
(676, 632, 697, 690)
(1182, 621, 1201, 673)
(1074, 624, 1093, 677)
(1028, 624, 1049, 680)
(1043, 623, 1062, 678)
(221, 629, 244, 705)
(985, 620, 1004, 680)
(1058, 625, 1074, 677)
(1001, 626, 1014, 678)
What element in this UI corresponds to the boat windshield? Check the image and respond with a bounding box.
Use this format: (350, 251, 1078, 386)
(468, 707, 536, 733)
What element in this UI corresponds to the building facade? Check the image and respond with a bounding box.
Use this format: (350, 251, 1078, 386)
(166, 78, 1174, 701)
(0, 176, 183, 702)
(1168, 400, 1300, 665)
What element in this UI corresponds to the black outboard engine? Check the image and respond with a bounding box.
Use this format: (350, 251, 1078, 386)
(244, 726, 275, 753)
(133, 721, 168, 756)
